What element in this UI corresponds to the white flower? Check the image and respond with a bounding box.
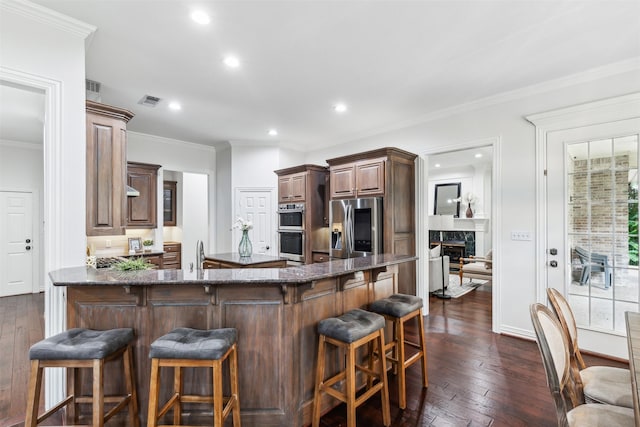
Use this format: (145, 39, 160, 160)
(453, 192, 478, 206)
(232, 217, 253, 231)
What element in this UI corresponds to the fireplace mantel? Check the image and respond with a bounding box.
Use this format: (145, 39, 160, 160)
(453, 217, 489, 231)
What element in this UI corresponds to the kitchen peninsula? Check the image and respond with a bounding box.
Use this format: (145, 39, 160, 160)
(49, 254, 416, 426)
(203, 252, 287, 269)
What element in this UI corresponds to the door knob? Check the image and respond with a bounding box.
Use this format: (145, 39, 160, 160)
(25, 246, 31, 251)
(266, 245, 270, 250)
(26, 238, 31, 243)
(549, 248, 558, 255)
(550, 260, 558, 267)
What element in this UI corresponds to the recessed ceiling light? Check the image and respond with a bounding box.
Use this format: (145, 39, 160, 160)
(191, 10, 210, 25)
(333, 103, 347, 113)
(475, 153, 483, 158)
(434, 163, 441, 168)
(223, 55, 240, 68)
(168, 102, 182, 111)
(268, 129, 278, 136)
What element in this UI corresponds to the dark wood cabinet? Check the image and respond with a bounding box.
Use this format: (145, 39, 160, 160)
(278, 172, 306, 203)
(327, 148, 416, 294)
(274, 165, 329, 263)
(85, 101, 134, 236)
(329, 158, 385, 199)
(312, 251, 330, 263)
(163, 181, 177, 226)
(126, 162, 160, 228)
(162, 242, 181, 269)
(123, 252, 163, 269)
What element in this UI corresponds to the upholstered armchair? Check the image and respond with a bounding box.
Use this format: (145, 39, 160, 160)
(459, 250, 492, 285)
(429, 245, 450, 292)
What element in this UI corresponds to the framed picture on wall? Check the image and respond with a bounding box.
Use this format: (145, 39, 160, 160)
(434, 182, 461, 217)
(128, 237, 142, 253)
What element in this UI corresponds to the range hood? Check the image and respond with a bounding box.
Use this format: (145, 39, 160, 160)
(126, 185, 140, 197)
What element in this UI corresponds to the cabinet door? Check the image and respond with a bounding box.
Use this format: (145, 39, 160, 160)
(355, 160, 385, 196)
(86, 112, 127, 236)
(289, 174, 306, 201)
(127, 163, 159, 228)
(278, 173, 306, 202)
(330, 164, 356, 199)
(278, 176, 292, 202)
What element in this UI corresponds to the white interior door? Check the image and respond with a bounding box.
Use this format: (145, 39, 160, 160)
(546, 118, 640, 357)
(0, 191, 33, 296)
(235, 188, 275, 255)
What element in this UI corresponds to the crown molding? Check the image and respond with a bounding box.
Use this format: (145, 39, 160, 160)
(127, 130, 216, 152)
(0, 0, 96, 39)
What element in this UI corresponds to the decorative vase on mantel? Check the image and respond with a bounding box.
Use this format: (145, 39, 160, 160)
(238, 229, 252, 257)
(465, 206, 474, 218)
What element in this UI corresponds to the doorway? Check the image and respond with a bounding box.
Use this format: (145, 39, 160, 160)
(424, 140, 498, 328)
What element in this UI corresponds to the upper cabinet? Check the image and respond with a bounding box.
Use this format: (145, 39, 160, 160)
(163, 181, 177, 226)
(329, 159, 385, 199)
(126, 162, 160, 228)
(278, 172, 306, 203)
(86, 101, 134, 236)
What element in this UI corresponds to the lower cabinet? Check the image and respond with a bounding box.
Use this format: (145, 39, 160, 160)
(163, 242, 181, 269)
(312, 251, 330, 263)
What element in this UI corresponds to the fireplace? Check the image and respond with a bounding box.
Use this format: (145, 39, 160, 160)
(429, 230, 476, 271)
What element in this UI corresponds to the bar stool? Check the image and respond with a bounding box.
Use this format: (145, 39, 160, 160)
(312, 308, 390, 427)
(25, 327, 139, 427)
(369, 294, 428, 409)
(147, 327, 241, 427)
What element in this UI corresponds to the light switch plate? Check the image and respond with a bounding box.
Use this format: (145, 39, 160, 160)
(511, 231, 532, 241)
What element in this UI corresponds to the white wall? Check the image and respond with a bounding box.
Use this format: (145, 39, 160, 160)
(0, 0, 93, 406)
(182, 172, 208, 269)
(304, 66, 640, 340)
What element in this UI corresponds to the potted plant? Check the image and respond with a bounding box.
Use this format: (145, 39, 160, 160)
(143, 239, 154, 253)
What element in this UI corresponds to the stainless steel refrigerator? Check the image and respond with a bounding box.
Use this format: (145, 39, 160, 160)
(329, 197, 383, 259)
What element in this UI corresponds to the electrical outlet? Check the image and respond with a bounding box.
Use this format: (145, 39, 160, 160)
(511, 231, 532, 241)
(106, 240, 111, 248)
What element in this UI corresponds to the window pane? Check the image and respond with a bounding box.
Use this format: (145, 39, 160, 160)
(614, 268, 638, 303)
(615, 301, 639, 333)
(590, 297, 613, 330)
(589, 139, 613, 170)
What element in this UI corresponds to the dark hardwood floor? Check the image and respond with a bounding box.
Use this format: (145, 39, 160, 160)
(0, 288, 629, 426)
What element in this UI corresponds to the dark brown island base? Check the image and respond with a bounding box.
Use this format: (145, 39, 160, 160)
(49, 254, 417, 426)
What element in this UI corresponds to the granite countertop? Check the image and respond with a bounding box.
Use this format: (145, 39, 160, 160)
(50, 254, 417, 287)
(204, 252, 286, 265)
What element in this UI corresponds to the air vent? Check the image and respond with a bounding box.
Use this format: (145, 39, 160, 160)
(85, 79, 102, 102)
(138, 94, 162, 108)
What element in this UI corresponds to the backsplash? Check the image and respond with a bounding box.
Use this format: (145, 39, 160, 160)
(88, 229, 156, 256)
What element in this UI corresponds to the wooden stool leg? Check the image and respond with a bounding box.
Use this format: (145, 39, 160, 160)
(345, 342, 357, 427)
(230, 345, 242, 426)
(25, 360, 42, 427)
(92, 358, 105, 427)
(174, 365, 182, 425)
(123, 346, 140, 427)
(378, 331, 391, 426)
(312, 334, 327, 427)
(147, 358, 161, 427)
(396, 317, 407, 409)
(213, 360, 224, 427)
(417, 312, 429, 387)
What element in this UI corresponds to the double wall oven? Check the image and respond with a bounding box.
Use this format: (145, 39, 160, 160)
(277, 203, 305, 263)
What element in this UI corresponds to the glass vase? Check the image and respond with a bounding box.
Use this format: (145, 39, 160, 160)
(238, 229, 252, 257)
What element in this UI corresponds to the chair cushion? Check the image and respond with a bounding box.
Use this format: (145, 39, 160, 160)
(581, 366, 633, 408)
(29, 328, 134, 360)
(484, 249, 493, 269)
(567, 402, 635, 426)
(318, 309, 385, 343)
(369, 294, 423, 318)
(463, 262, 491, 274)
(149, 327, 237, 360)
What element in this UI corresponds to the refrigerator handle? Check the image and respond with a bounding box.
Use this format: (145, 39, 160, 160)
(347, 204, 353, 254)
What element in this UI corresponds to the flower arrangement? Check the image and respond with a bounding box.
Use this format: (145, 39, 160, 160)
(453, 192, 478, 207)
(233, 217, 253, 231)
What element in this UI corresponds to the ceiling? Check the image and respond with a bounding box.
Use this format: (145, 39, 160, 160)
(4, 0, 640, 151)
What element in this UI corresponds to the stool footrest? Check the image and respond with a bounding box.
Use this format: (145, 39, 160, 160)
(36, 395, 74, 424)
(158, 393, 180, 419)
(404, 351, 424, 368)
(104, 396, 132, 424)
(355, 382, 384, 407)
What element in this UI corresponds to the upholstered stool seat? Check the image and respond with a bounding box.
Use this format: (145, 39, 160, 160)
(147, 327, 241, 427)
(312, 308, 390, 427)
(25, 328, 139, 427)
(369, 294, 428, 409)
